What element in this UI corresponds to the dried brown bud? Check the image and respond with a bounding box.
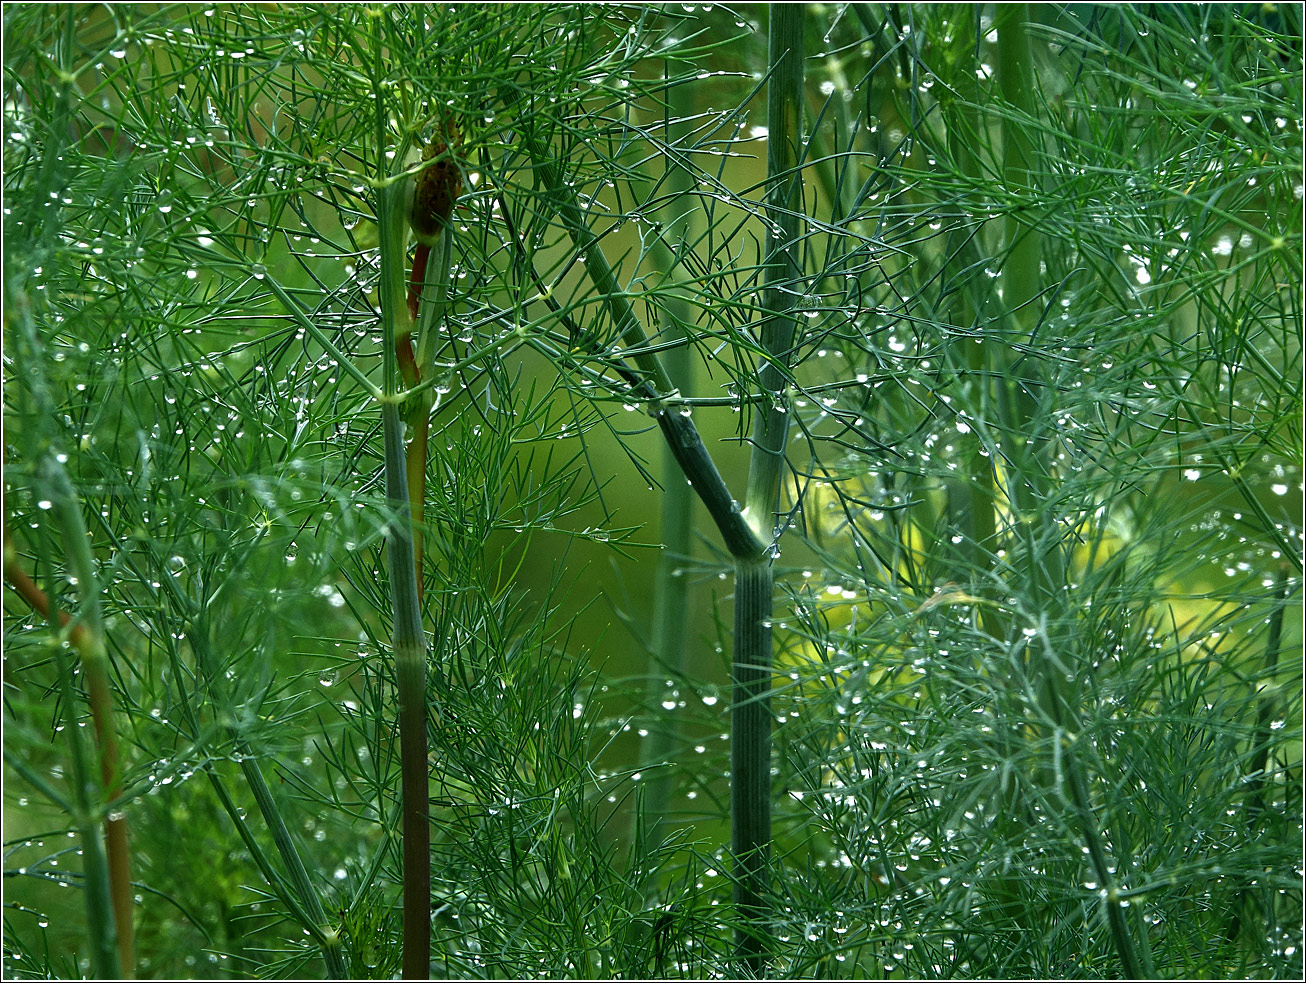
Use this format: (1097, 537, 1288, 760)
(406, 139, 462, 246)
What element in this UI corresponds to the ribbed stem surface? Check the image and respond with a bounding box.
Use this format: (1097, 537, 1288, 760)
(731, 556, 773, 974)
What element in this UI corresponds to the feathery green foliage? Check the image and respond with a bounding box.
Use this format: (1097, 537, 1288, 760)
(3, 4, 1300, 979)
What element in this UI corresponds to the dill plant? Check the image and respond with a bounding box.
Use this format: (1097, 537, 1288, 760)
(2, 4, 1299, 980)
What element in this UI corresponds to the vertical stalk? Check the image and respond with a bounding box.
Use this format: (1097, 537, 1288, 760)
(729, 555, 774, 972)
(407, 223, 456, 606)
(42, 458, 134, 979)
(731, 6, 804, 973)
(370, 14, 430, 973)
(741, 3, 805, 544)
(936, 4, 997, 573)
(995, 4, 1055, 547)
(5, 282, 133, 977)
(514, 14, 804, 964)
(380, 175, 432, 979)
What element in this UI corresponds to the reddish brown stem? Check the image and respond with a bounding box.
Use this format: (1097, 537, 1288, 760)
(3, 542, 87, 645)
(396, 335, 421, 392)
(400, 240, 432, 605)
(407, 242, 431, 325)
(3, 530, 135, 976)
(405, 416, 428, 605)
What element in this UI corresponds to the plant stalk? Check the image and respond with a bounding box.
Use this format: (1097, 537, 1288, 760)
(520, 136, 761, 560)
(730, 555, 774, 974)
(517, 8, 804, 968)
(730, 6, 805, 972)
(406, 221, 457, 606)
(43, 458, 135, 978)
(742, 2, 805, 549)
(379, 174, 432, 980)
(4, 280, 133, 977)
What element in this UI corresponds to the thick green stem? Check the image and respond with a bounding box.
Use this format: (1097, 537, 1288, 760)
(369, 23, 431, 971)
(521, 138, 761, 559)
(742, 3, 805, 547)
(731, 556, 774, 974)
(515, 10, 804, 967)
(729, 6, 805, 971)
(379, 172, 432, 979)
(384, 398, 432, 980)
(995, 5, 1049, 532)
(935, 5, 997, 576)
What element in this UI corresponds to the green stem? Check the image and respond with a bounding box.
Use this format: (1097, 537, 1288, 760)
(730, 6, 805, 971)
(935, 4, 997, 577)
(415, 225, 455, 378)
(369, 23, 431, 973)
(406, 220, 458, 605)
(1060, 737, 1148, 978)
(996, 19, 1151, 975)
(43, 457, 135, 978)
(380, 176, 432, 980)
(994, 4, 1056, 542)
(241, 751, 349, 974)
(6, 277, 131, 978)
(513, 10, 804, 968)
(265, 274, 384, 402)
(742, 2, 805, 547)
(205, 769, 337, 954)
(1246, 567, 1292, 818)
(730, 556, 774, 974)
(518, 140, 675, 398)
(520, 138, 761, 559)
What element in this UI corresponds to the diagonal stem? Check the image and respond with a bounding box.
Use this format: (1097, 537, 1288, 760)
(513, 9, 807, 965)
